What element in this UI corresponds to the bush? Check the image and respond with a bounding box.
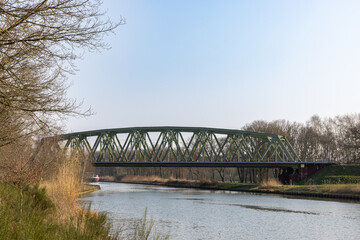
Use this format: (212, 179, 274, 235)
(322, 176, 360, 184)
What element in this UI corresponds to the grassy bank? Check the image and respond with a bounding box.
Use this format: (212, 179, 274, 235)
(299, 164, 360, 185)
(0, 180, 169, 239)
(118, 167, 360, 201)
(79, 184, 101, 195)
(218, 181, 360, 198)
(0, 183, 114, 240)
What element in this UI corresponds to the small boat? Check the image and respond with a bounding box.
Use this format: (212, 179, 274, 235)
(89, 174, 100, 182)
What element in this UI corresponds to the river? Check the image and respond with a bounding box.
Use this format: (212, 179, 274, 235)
(80, 182, 360, 240)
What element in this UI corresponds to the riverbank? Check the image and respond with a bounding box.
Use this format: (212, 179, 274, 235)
(79, 183, 101, 195)
(220, 182, 360, 201)
(0, 182, 115, 239)
(112, 175, 360, 202)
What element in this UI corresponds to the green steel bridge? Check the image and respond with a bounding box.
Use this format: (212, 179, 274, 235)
(39, 126, 331, 169)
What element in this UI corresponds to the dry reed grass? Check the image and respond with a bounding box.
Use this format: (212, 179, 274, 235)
(199, 179, 218, 186)
(326, 184, 360, 195)
(168, 175, 187, 183)
(40, 155, 82, 221)
(121, 175, 166, 183)
(260, 178, 283, 188)
(121, 175, 219, 189)
(99, 175, 115, 182)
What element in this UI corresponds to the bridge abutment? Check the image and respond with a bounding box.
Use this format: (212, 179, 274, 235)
(282, 163, 332, 184)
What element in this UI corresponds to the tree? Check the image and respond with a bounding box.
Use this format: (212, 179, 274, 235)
(0, 0, 124, 147)
(343, 123, 360, 162)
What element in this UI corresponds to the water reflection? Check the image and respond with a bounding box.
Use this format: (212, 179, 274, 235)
(80, 182, 360, 240)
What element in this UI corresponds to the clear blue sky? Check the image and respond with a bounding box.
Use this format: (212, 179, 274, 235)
(67, 0, 360, 132)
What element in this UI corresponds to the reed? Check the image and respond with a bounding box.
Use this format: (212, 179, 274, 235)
(122, 175, 166, 183)
(325, 184, 360, 194)
(40, 156, 82, 221)
(100, 175, 116, 182)
(132, 208, 169, 240)
(260, 178, 283, 188)
(0, 183, 115, 240)
(168, 175, 187, 183)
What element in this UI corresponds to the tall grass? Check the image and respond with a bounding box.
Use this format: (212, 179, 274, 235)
(259, 178, 283, 188)
(325, 184, 360, 194)
(0, 142, 170, 240)
(122, 175, 166, 183)
(132, 209, 169, 240)
(40, 155, 81, 221)
(0, 183, 114, 240)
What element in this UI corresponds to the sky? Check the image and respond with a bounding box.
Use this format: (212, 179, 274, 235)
(66, 0, 360, 133)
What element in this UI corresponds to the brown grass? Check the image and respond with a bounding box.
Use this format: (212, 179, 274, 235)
(121, 175, 219, 188)
(99, 175, 115, 182)
(259, 178, 283, 188)
(121, 175, 166, 183)
(325, 184, 360, 195)
(199, 179, 218, 186)
(40, 156, 82, 221)
(168, 175, 188, 183)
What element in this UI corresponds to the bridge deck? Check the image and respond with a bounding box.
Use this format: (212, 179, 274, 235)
(93, 162, 334, 168)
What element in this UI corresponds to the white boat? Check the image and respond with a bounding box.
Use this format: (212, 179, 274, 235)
(89, 174, 100, 182)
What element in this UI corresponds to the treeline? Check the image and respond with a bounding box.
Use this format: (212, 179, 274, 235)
(243, 114, 360, 163)
(97, 166, 281, 184)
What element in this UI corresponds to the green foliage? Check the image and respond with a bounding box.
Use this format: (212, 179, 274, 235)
(22, 185, 55, 211)
(61, 205, 114, 240)
(0, 184, 53, 240)
(322, 176, 360, 184)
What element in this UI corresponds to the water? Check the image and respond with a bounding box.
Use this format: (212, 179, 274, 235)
(80, 182, 360, 240)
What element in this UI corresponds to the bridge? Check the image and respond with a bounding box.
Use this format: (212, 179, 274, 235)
(60, 126, 299, 166)
(38, 126, 333, 182)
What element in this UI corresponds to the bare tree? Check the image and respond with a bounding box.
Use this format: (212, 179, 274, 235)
(0, 0, 124, 146)
(342, 123, 360, 162)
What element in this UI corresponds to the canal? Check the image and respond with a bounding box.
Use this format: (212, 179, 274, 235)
(80, 182, 360, 240)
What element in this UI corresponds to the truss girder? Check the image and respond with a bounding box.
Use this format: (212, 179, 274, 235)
(58, 127, 300, 164)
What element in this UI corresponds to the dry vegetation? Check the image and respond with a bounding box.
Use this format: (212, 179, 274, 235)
(40, 156, 82, 221)
(122, 175, 167, 183)
(120, 174, 218, 188)
(99, 175, 116, 182)
(259, 179, 283, 188)
(0, 140, 92, 220)
(325, 184, 360, 195)
(0, 142, 115, 239)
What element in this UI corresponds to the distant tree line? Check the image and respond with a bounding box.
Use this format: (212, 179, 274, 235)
(243, 114, 360, 163)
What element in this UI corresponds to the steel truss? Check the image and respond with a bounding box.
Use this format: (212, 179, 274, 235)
(56, 127, 300, 166)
